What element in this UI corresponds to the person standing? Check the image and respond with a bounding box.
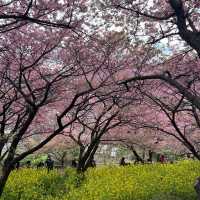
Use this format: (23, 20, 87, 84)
(45, 155, 54, 172)
(159, 154, 165, 164)
(119, 157, 127, 166)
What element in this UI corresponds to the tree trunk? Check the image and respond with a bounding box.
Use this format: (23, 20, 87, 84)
(77, 146, 85, 172)
(61, 159, 64, 168)
(0, 165, 12, 196)
(77, 152, 94, 172)
(189, 147, 200, 160)
(148, 150, 153, 162)
(77, 142, 99, 172)
(194, 177, 200, 200)
(77, 159, 86, 172)
(130, 146, 144, 163)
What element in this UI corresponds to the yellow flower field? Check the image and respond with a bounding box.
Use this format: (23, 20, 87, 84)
(1, 160, 199, 200)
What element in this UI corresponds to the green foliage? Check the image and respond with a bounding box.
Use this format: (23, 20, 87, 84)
(1, 160, 200, 200)
(32, 155, 48, 165)
(116, 146, 130, 158)
(20, 154, 47, 166)
(68, 147, 80, 159)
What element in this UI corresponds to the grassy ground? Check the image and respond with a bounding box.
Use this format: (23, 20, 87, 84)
(1, 160, 199, 200)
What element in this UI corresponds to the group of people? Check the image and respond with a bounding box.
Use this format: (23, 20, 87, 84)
(36, 155, 54, 172)
(119, 154, 167, 166)
(14, 155, 97, 171)
(14, 154, 167, 171)
(15, 155, 54, 172)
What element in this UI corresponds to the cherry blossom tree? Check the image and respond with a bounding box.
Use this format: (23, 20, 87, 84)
(0, 14, 128, 195)
(2, 0, 200, 196)
(108, 0, 200, 110)
(133, 79, 200, 159)
(0, 0, 87, 32)
(65, 82, 138, 171)
(97, 0, 200, 157)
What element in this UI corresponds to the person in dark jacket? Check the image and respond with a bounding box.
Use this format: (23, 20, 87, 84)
(119, 157, 127, 166)
(45, 155, 54, 172)
(37, 162, 44, 169)
(71, 159, 77, 168)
